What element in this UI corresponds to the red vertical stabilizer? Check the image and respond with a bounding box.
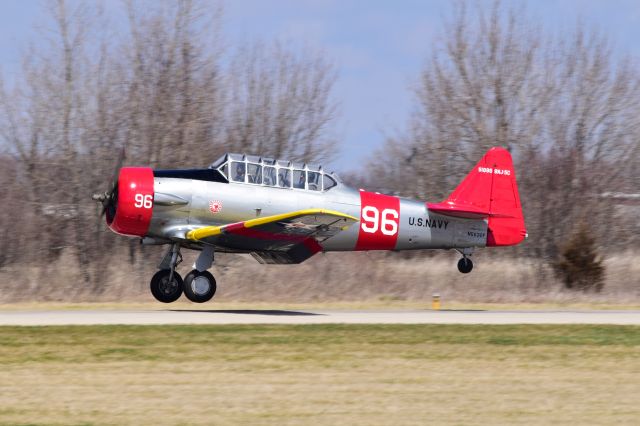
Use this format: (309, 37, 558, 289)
(427, 147, 527, 246)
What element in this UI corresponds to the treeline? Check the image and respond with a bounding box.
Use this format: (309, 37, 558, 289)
(1, 0, 638, 295)
(357, 2, 640, 266)
(0, 0, 337, 287)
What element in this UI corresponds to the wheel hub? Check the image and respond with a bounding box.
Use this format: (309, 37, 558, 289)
(160, 277, 178, 295)
(192, 276, 211, 295)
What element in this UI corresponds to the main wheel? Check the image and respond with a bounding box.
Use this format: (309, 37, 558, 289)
(150, 269, 184, 303)
(457, 258, 473, 274)
(183, 270, 217, 303)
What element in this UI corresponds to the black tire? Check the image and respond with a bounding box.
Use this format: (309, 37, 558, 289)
(457, 258, 473, 274)
(183, 270, 217, 303)
(150, 269, 183, 303)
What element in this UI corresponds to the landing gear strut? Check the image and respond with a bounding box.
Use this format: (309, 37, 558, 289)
(456, 248, 474, 274)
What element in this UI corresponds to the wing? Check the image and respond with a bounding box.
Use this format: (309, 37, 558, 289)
(186, 209, 358, 264)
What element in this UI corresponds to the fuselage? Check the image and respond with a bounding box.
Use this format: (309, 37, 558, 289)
(146, 175, 489, 252)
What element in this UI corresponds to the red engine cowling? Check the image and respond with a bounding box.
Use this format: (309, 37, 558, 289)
(106, 167, 154, 237)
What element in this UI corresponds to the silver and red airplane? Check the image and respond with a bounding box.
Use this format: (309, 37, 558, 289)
(93, 147, 526, 303)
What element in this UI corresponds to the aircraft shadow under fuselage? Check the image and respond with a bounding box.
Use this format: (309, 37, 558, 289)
(168, 309, 324, 316)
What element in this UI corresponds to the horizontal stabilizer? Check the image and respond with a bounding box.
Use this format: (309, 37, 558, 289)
(427, 202, 515, 219)
(427, 202, 490, 219)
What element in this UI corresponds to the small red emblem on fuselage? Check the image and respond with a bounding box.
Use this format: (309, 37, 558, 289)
(209, 200, 222, 214)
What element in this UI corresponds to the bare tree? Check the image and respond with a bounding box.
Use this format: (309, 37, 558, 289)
(376, 2, 553, 201)
(531, 28, 640, 259)
(223, 42, 338, 163)
(366, 1, 640, 268)
(0, 0, 341, 298)
(0, 0, 92, 270)
(118, 0, 224, 168)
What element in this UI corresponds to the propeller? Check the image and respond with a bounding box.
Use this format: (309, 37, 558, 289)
(92, 146, 126, 220)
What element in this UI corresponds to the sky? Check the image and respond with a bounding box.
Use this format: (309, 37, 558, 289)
(2, 0, 640, 172)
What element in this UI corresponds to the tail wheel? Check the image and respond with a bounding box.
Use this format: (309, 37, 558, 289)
(150, 269, 184, 303)
(183, 270, 217, 303)
(457, 258, 473, 274)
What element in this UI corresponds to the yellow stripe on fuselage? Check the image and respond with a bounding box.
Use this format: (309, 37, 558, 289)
(186, 209, 357, 241)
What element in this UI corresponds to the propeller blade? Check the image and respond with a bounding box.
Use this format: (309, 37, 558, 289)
(96, 204, 106, 232)
(92, 192, 107, 202)
(92, 145, 126, 226)
(108, 146, 126, 194)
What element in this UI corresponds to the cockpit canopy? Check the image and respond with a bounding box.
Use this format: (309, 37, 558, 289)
(209, 153, 339, 191)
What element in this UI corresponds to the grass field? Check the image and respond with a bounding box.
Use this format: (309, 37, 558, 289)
(0, 325, 639, 425)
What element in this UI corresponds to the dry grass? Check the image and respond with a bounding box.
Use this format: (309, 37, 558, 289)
(0, 325, 638, 425)
(1, 249, 638, 304)
(2, 301, 640, 312)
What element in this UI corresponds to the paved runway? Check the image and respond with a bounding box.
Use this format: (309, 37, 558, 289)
(0, 309, 639, 326)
